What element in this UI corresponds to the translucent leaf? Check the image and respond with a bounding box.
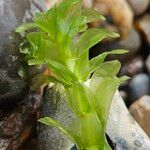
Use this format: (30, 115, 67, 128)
(69, 15, 87, 36)
(33, 7, 58, 38)
(69, 109, 111, 149)
(30, 74, 70, 90)
(79, 112, 103, 147)
(89, 75, 129, 128)
(118, 75, 130, 84)
(66, 83, 90, 114)
(26, 32, 62, 63)
(58, 0, 85, 37)
(89, 49, 128, 73)
(28, 59, 78, 87)
(82, 9, 105, 23)
(74, 51, 89, 81)
(76, 28, 120, 57)
(38, 117, 83, 149)
(93, 60, 121, 77)
(58, 0, 82, 20)
(89, 59, 129, 128)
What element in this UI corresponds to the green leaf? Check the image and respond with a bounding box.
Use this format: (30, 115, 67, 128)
(89, 76, 129, 128)
(58, 0, 82, 20)
(69, 15, 87, 36)
(38, 117, 83, 149)
(82, 9, 105, 23)
(66, 83, 90, 114)
(26, 32, 63, 63)
(93, 60, 121, 77)
(30, 74, 70, 90)
(69, 109, 111, 149)
(58, 0, 85, 38)
(33, 7, 58, 39)
(76, 28, 120, 57)
(89, 59, 129, 128)
(15, 23, 37, 33)
(118, 75, 130, 84)
(89, 49, 128, 73)
(28, 59, 78, 87)
(74, 51, 89, 81)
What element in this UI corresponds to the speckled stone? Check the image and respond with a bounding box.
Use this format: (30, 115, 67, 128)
(0, 0, 46, 106)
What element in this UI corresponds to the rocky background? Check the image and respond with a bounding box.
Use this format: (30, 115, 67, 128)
(0, 0, 150, 149)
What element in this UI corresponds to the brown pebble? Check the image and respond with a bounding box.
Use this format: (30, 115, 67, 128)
(136, 15, 150, 47)
(129, 95, 150, 137)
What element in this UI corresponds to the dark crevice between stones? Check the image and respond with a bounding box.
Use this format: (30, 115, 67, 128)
(106, 134, 116, 150)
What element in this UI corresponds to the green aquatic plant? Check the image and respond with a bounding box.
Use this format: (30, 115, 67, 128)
(16, 0, 129, 149)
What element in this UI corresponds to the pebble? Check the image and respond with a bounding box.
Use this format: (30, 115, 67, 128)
(146, 55, 150, 74)
(129, 95, 150, 137)
(136, 15, 150, 47)
(93, 0, 133, 38)
(107, 91, 150, 149)
(128, 73, 150, 105)
(120, 56, 144, 76)
(127, 0, 149, 16)
(83, 0, 93, 8)
(119, 28, 141, 55)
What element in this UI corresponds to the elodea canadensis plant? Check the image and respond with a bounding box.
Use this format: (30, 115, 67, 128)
(16, 0, 129, 149)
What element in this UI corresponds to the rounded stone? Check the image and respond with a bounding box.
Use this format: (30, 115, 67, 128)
(146, 55, 150, 74)
(136, 15, 150, 47)
(128, 73, 150, 105)
(119, 28, 141, 55)
(120, 56, 144, 77)
(127, 0, 149, 16)
(129, 95, 150, 137)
